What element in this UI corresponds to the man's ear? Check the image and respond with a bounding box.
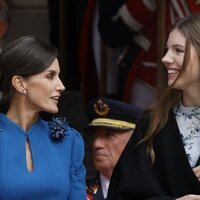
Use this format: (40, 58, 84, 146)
(11, 75, 26, 93)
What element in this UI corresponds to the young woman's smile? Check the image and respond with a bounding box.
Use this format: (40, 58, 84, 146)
(162, 29, 185, 87)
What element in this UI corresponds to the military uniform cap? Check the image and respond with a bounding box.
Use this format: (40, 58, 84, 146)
(86, 98, 143, 130)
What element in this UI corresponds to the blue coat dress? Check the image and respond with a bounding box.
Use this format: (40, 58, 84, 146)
(0, 113, 86, 200)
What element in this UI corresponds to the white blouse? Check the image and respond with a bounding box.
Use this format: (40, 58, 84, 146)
(174, 103, 200, 167)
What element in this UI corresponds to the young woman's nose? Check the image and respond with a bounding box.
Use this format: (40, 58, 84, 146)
(161, 50, 174, 65)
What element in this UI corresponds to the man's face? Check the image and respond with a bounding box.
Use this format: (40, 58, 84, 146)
(92, 127, 132, 178)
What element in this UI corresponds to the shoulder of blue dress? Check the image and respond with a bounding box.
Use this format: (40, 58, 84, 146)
(67, 126, 81, 135)
(67, 126, 84, 144)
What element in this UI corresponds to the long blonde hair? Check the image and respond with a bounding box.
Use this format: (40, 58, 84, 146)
(140, 14, 200, 163)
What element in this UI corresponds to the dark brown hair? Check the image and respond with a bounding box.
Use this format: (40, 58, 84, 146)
(0, 36, 58, 103)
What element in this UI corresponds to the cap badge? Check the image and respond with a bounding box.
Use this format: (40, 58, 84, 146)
(94, 99, 110, 116)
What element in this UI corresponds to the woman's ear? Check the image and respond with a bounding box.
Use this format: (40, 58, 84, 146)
(11, 75, 26, 94)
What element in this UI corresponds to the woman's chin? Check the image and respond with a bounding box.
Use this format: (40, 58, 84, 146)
(44, 107, 59, 114)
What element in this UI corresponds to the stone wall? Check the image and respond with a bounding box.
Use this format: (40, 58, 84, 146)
(5, 0, 50, 44)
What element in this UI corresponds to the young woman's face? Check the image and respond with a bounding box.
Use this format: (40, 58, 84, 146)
(24, 58, 65, 113)
(162, 29, 200, 90)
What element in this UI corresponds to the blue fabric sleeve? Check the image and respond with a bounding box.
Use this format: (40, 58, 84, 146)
(68, 128, 87, 200)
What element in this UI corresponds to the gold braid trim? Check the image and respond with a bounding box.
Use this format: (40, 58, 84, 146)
(89, 118, 136, 129)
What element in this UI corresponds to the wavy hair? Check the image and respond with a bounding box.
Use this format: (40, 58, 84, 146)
(139, 14, 200, 163)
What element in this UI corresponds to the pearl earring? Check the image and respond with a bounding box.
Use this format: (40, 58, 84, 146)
(22, 89, 26, 96)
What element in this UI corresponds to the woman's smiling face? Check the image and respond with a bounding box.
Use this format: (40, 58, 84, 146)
(23, 58, 65, 113)
(162, 29, 200, 91)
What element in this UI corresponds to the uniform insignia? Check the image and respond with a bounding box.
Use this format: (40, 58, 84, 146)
(94, 99, 110, 116)
(87, 182, 99, 195)
(87, 193, 94, 200)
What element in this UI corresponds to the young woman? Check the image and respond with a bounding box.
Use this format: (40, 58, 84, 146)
(0, 36, 86, 199)
(107, 15, 200, 200)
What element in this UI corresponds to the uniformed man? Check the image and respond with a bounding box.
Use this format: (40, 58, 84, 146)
(86, 98, 143, 200)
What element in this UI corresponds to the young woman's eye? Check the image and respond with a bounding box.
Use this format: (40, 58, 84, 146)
(175, 48, 184, 54)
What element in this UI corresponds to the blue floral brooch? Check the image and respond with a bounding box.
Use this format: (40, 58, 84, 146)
(48, 117, 68, 142)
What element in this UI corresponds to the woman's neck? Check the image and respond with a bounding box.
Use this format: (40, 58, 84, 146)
(6, 102, 39, 132)
(182, 86, 200, 107)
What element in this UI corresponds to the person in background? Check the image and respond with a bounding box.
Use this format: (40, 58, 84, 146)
(0, 36, 86, 200)
(86, 98, 143, 200)
(107, 14, 200, 200)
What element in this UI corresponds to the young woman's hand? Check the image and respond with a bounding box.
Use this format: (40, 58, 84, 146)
(176, 194, 200, 199)
(193, 166, 200, 181)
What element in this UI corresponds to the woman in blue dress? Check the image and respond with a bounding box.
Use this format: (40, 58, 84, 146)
(0, 36, 87, 200)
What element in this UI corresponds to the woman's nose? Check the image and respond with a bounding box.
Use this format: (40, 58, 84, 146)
(57, 78, 65, 92)
(161, 51, 173, 65)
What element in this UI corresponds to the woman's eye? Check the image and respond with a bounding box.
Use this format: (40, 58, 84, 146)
(47, 73, 55, 80)
(175, 48, 184, 53)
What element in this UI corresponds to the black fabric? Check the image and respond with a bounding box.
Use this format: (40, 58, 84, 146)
(195, 156, 200, 167)
(98, 0, 141, 99)
(107, 110, 200, 200)
(98, 0, 133, 48)
(116, 43, 140, 98)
